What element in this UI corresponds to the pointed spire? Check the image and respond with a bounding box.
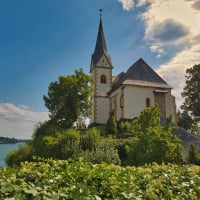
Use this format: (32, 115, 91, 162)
(91, 9, 109, 66)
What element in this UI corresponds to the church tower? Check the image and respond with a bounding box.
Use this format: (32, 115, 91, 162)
(90, 10, 113, 124)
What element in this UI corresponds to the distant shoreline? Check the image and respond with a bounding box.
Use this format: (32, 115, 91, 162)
(0, 136, 30, 144)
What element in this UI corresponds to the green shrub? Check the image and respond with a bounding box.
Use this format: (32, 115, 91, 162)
(5, 143, 33, 167)
(117, 119, 136, 138)
(105, 112, 117, 135)
(80, 144, 121, 165)
(80, 128, 100, 151)
(58, 129, 81, 159)
(127, 106, 183, 166)
(188, 144, 200, 165)
(115, 137, 138, 166)
(1, 159, 200, 199)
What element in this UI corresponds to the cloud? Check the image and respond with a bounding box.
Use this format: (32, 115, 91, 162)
(192, 0, 200, 10)
(150, 45, 166, 58)
(117, 0, 134, 11)
(136, 0, 150, 7)
(147, 19, 190, 43)
(0, 102, 49, 139)
(117, 0, 150, 10)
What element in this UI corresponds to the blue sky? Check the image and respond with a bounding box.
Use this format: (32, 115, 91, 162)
(0, 0, 200, 139)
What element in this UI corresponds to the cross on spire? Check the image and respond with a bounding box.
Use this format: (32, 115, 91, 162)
(99, 8, 102, 18)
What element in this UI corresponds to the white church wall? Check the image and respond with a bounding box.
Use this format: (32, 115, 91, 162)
(123, 85, 155, 119)
(96, 97, 110, 124)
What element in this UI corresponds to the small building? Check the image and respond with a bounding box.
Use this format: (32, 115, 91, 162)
(90, 14, 176, 124)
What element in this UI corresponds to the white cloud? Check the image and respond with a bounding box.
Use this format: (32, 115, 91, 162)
(117, 0, 134, 11)
(136, 0, 150, 7)
(0, 102, 49, 139)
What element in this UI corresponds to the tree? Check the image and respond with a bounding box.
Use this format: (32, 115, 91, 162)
(105, 111, 117, 135)
(177, 109, 193, 131)
(43, 69, 92, 129)
(127, 105, 183, 166)
(181, 64, 200, 122)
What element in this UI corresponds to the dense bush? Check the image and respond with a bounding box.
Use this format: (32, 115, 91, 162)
(5, 143, 33, 167)
(188, 144, 200, 165)
(105, 112, 117, 135)
(80, 128, 100, 151)
(127, 106, 183, 166)
(80, 145, 121, 165)
(1, 159, 200, 199)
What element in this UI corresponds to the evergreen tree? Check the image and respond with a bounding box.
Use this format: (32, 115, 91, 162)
(105, 111, 117, 135)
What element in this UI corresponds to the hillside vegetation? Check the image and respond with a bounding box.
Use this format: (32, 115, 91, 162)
(6, 105, 186, 167)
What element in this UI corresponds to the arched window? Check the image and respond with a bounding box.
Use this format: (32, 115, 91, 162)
(100, 74, 106, 84)
(146, 98, 151, 107)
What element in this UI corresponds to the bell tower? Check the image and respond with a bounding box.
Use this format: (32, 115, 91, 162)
(90, 10, 113, 124)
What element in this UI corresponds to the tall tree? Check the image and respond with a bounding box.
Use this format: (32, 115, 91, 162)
(43, 69, 92, 129)
(181, 64, 200, 122)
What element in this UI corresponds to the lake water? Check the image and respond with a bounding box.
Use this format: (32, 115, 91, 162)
(0, 143, 23, 166)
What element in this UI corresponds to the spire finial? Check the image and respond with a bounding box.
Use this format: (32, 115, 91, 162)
(99, 8, 103, 18)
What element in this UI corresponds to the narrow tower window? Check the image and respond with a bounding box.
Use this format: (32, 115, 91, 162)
(100, 74, 107, 84)
(146, 98, 151, 107)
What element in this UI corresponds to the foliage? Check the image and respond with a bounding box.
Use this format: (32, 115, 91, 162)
(105, 112, 117, 135)
(117, 119, 135, 138)
(116, 137, 138, 166)
(32, 121, 61, 138)
(6, 126, 121, 166)
(190, 122, 200, 135)
(32, 122, 61, 158)
(177, 109, 193, 131)
(188, 144, 200, 165)
(43, 68, 92, 129)
(80, 132, 121, 165)
(5, 143, 33, 167)
(80, 128, 100, 151)
(80, 145, 121, 165)
(182, 64, 200, 123)
(1, 159, 200, 199)
(58, 129, 81, 159)
(127, 105, 183, 166)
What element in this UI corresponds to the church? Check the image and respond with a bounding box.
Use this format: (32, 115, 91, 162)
(90, 14, 176, 125)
